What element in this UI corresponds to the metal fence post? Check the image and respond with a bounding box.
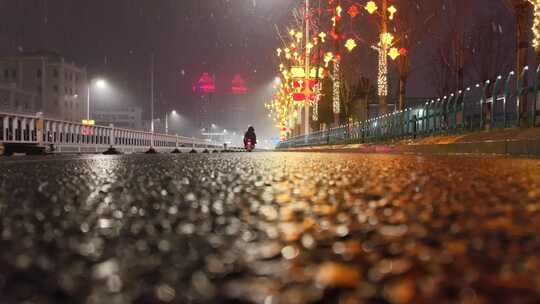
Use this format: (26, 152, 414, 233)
(503, 71, 516, 128)
(412, 115, 417, 139)
(480, 80, 490, 130)
(492, 76, 503, 128)
(533, 64, 540, 126)
(517, 66, 529, 127)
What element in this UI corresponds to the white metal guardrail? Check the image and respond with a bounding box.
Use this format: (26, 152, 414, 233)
(0, 111, 244, 154)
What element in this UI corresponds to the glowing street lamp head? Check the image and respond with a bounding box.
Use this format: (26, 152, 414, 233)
(95, 79, 107, 89)
(171, 110, 177, 115)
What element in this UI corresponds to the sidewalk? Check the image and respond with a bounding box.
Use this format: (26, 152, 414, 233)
(282, 127, 540, 157)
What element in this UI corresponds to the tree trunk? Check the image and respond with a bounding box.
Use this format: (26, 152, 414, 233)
(379, 95, 388, 114)
(364, 96, 370, 121)
(457, 41, 464, 91)
(398, 77, 406, 111)
(398, 55, 409, 111)
(516, 2, 530, 126)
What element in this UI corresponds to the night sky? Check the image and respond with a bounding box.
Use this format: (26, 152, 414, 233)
(0, 0, 519, 138)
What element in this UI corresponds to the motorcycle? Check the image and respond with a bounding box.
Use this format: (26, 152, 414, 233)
(245, 139, 255, 152)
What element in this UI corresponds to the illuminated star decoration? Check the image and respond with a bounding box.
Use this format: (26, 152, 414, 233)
(388, 5, 397, 20)
(345, 39, 357, 52)
(318, 32, 327, 43)
(365, 1, 378, 14)
(381, 32, 394, 46)
(388, 47, 400, 60)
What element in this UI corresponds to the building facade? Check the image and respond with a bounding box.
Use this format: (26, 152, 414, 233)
(0, 51, 87, 122)
(92, 106, 143, 130)
(0, 83, 38, 114)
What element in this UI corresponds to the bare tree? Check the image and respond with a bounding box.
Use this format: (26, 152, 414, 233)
(503, 0, 532, 125)
(429, 37, 461, 96)
(467, 11, 514, 83)
(503, 0, 531, 72)
(340, 57, 363, 121)
(394, 0, 444, 109)
(427, 0, 470, 96)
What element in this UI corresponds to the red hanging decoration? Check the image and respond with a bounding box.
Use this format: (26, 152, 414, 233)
(293, 93, 305, 101)
(399, 48, 408, 56)
(347, 5, 359, 18)
(330, 29, 339, 40)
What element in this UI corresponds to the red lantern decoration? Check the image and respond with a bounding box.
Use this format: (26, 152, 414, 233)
(293, 93, 305, 101)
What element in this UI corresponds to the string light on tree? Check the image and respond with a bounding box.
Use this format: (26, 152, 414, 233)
(381, 32, 394, 45)
(324, 52, 334, 67)
(333, 60, 341, 114)
(529, 0, 540, 51)
(363, 0, 400, 113)
(312, 83, 320, 122)
(376, 45, 388, 96)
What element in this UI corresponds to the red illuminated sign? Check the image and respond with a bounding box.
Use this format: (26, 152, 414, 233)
(193, 73, 216, 94)
(231, 74, 248, 94)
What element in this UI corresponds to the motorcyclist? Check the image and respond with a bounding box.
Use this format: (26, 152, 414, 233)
(243, 126, 257, 149)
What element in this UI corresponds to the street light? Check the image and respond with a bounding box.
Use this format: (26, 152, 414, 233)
(165, 110, 179, 134)
(87, 78, 108, 120)
(95, 79, 107, 89)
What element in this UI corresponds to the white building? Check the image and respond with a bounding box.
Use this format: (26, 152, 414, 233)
(0, 83, 38, 114)
(0, 51, 87, 122)
(92, 106, 143, 130)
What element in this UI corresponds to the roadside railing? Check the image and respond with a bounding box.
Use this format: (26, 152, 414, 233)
(0, 112, 244, 153)
(279, 65, 540, 149)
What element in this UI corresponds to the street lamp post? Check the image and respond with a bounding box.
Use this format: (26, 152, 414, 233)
(86, 78, 107, 121)
(165, 110, 177, 135)
(150, 54, 155, 147)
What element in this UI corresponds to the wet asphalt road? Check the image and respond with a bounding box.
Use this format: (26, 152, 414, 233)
(1, 152, 540, 304)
